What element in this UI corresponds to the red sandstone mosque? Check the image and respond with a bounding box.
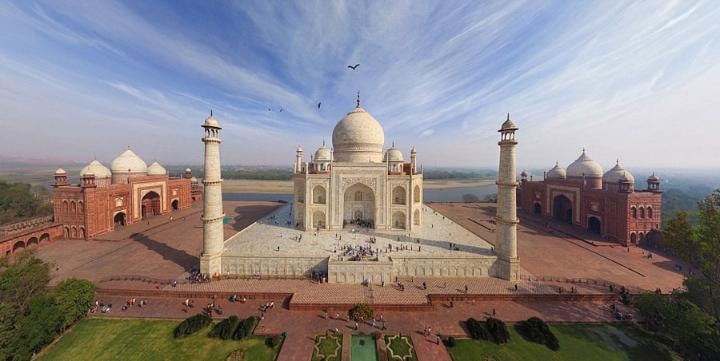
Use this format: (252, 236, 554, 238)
(518, 149, 662, 246)
(50, 148, 202, 240)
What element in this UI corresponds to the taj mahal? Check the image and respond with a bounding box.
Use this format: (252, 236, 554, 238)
(200, 96, 520, 283)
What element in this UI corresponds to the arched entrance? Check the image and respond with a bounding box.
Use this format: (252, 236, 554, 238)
(171, 199, 179, 210)
(533, 202, 542, 215)
(13, 241, 25, 252)
(588, 217, 601, 234)
(27, 237, 38, 247)
(630, 232, 637, 244)
(40, 233, 50, 243)
(392, 211, 406, 229)
(114, 212, 126, 227)
(312, 211, 326, 229)
(141, 191, 161, 218)
(392, 186, 406, 205)
(552, 195, 573, 224)
(343, 183, 375, 228)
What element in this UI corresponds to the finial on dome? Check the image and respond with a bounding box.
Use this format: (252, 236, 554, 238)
(210, 109, 213, 117)
(616, 158, 619, 165)
(127, 145, 131, 150)
(507, 113, 510, 121)
(356, 91, 360, 108)
(322, 139, 326, 146)
(392, 140, 395, 148)
(582, 147, 586, 153)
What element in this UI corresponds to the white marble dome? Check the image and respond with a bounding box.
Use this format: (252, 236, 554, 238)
(54, 168, 66, 175)
(111, 148, 148, 174)
(603, 161, 634, 184)
(332, 106, 385, 163)
(147, 161, 167, 176)
(385, 145, 404, 162)
(567, 150, 603, 178)
(314, 142, 332, 161)
(203, 114, 220, 128)
(81, 160, 112, 178)
(547, 162, 567, 179)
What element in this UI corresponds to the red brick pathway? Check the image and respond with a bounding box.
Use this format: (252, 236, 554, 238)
(411, 333, 452, 361)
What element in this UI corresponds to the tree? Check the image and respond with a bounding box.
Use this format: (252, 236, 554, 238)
(51, 278, 95, 331)
(663, 190, 720, 320)
(462, 194, 480, 203)
(0, 251, 50, 311)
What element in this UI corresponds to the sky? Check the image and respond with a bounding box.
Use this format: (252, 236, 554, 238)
(1, 1, 719, 171)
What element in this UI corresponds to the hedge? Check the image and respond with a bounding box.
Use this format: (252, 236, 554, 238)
(465, 318, 489, 341)
(485, 317, 509, 344)
(174, 313, 212, 338)
(515, 317, 559, 350)
(208, 316, 241, 340)
(232, 316, 259, 340)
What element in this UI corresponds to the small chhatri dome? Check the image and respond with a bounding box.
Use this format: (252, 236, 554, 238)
(385, 141, 404, 162)
(296, 145, 303, 153)
(332, 97, 385, 163)
(410, 146, 416, 154)
(520, 170, 528, 178)
(110, 148, 148, 174)
(185, 168, 192, 173)
(314, 140, 332, 161)
(190, 176, 198, 183)
(500, 113, 518, 131)
(81, 160, 112, 178)
(147, 161, 167, 176)
(603, 160, 634, 184)
(567, 149, 603, 178)
(648, 173, 660, 182)
(54, 168, 66, 174)
(203, 110, 220, 128)
(547, 161, 567, 179)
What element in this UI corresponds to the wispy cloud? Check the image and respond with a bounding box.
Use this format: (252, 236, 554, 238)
(0, 0, 719, 169)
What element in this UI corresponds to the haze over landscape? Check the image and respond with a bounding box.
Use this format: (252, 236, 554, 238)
(1, 0, 719, 168)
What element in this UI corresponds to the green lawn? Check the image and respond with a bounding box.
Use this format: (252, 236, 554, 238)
(39, 318, 280, 361)
(447, 324, 680, 361)
(385, 335, 417, 361)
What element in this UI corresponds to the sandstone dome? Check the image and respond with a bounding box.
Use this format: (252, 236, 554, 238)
(81, 160, 112, 178)
(147, 161, 167, 176)
(332, 106, 385, 163)
(546, 162, 567, 179)
(567, 150, 603, 178)
(603, 161, 634, 184)
(111, 148, 147, 174)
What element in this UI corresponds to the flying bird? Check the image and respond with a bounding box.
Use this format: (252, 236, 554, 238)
(279, 107, 283, 113)
(317, 102, 322, 109)
(347, 64, 360, 70)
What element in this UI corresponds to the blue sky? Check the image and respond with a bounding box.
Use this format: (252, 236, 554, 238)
(1, 1, 719, 170)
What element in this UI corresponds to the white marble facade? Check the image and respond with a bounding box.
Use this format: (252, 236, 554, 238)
(293, 99, 423, 232)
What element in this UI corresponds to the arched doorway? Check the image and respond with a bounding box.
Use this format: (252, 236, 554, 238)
(630, 232, 637, 244)
(552, 195, 573, 224)
(40, 233, 50, 243)
(312, 211, 326, 229)
(392, 211, 406, 229)
(27, 237, 38, 247)
(114, 212, 126, 227)
(64, 226, 69, 238)
(141, 191, 161, 218)
(171, 199, 179, 210)
(343, 183, 375, 228)
(13, 241, 25, 253)
(533, 202, 542, 215)
(588, 217, 601, 234)
(313, 186, 326, 204)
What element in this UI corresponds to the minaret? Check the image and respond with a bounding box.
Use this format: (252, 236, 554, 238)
(495, 113, 520, 281)
(200, 110, 224, 276)
(295, 146, 304, 173)
(410, 146, 417, 173)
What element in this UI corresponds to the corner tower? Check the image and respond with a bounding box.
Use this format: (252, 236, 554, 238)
(495, 114, 520, 281)
(200, 111, 224, 276)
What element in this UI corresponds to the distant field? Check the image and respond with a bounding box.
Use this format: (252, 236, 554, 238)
(447, 323, 679, 361)
(39, 318, 279, 361)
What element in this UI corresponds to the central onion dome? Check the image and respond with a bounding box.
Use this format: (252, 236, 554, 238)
(603, 161, 634, 184)
(111, 148, 148, 174)
(567, 149, 603, 178)
(332, 98, 385, 163)
(147, 161, 167, 176)
(81, 160, 112, 179)
(546, 162, 567, 179)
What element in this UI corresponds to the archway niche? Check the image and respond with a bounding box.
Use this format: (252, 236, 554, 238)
(312, 211, 326, 229)
(313, 185, 326, 204)
(343, 183, 375, 228)
(114, 212, 126, 227)
(141, 191, 161, 218)
(588, 216, 601, 234)
(552, 195, 573, 224)
(171, 199, 179, 210)
(392, 186, 406, 205)
(392, 211, 406, 229)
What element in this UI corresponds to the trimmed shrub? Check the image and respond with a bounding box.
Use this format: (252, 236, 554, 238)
(372, 331, 383, 340)
(265, 334, 282, 347)
(208, 316, 241, 340)
(515, 317, 559, 350)
(232, 316, 259, 340)
(174, 313, 212, 338)
(348, 303, 374, 322)
(465, 318, 489, 340)
(443, 336, 456, 348)
(485, 317, 509, 344)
